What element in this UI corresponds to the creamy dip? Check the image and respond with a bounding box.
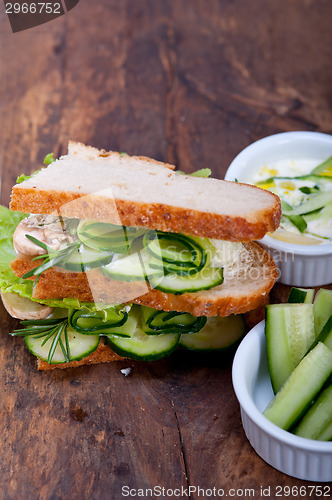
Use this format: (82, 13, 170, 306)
(251, 158, 332, 245)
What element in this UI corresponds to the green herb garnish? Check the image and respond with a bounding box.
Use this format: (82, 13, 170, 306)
(21, 235, 78, 280)
(11, 317, 70, 364)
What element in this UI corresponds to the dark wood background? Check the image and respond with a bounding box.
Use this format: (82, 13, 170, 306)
(0, 1, 331, 498)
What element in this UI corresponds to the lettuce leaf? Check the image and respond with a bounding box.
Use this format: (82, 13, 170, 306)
(0, 205, 114, 312)
(176, 168, 212, 177)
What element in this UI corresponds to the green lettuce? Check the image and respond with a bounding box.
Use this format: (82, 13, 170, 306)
(15, 153, 55, 185)
(177, 168, 212, 177)
(0, 206, 111, 312)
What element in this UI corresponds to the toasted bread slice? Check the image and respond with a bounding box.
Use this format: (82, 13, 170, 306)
(11, 242, 277, 317)
(10, 143, 281, 242)
(67, 141, 176, 169)
(36, 339, 125, 370)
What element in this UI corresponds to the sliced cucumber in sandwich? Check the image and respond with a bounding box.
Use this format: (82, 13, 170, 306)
(141, 306, 207, 335)
(179, 314, 245, 351)
(77, 220, 142, 254)
(25, 324, 100, 364)
(59, 244, 113, 272)
(68, 307, 129, 336)
(151, 266, 223, 294)
(101, 249, 163, 282)
(106, 307, 180, 361)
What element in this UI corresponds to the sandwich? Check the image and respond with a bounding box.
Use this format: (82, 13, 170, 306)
(0, 142, 281, 370)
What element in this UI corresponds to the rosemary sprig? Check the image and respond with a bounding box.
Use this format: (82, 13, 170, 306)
(11, 317, 70, 364)
(22, 235, 78, 280)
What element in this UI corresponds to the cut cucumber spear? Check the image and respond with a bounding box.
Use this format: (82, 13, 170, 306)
(313, 288, 332, 337)
(265, 304, 315, 393)
(294, 384, 332, 440)
(263, 342, 332, 431)
(287, 287, 315, 304)
(317, 419, 332, 441)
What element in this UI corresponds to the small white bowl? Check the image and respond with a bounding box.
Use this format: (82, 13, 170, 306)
(225, 131, 332, 286)
(232, 321, 332, 482)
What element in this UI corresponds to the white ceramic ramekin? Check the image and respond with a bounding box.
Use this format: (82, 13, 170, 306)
(232, 321, 332, 482)
(225, 131, 332, 286)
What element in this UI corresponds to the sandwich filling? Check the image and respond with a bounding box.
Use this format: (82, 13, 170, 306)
(0, 206, 247, 365)
(13, 214, 244, 296)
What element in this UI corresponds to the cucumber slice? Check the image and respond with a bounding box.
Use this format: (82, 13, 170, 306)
(294, 384, 332, 440)
(144, 231, 207, 275)
(179, 314, 245, 351)
(265, 304, 315, 393)
(287, 287, 315, 304)
(263, 342, 332, 430)
(68, 307, 129, 336)
(25, 325, 100, 364)
(302, 208, 323, 223)
(141, 306, 206, 335)
(313, 288, 332, 336)
(311, 156, 332, 176)
(101, 249, 163, 281)
(59, 244, 113, 272)
(282, 190, 332, 216)
(106, 322, 179, 361)
(281, 201, 307, 233)
(103, 311, 138, 339)
(144, 231, 202, 265)
(77, 220, 141, 254)
(151, 266, 223, 294)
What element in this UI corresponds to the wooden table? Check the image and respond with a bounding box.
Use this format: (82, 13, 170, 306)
(0, 1, 331, 498)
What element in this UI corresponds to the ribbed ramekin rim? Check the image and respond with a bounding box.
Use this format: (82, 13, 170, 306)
(260, 234, 332, 256)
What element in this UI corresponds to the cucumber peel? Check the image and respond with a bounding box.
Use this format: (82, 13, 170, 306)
(265, 303, 315, 393)
(287, 287, 315, 304)
(263, 342, 332, 430)
(294, 384, 332, 440)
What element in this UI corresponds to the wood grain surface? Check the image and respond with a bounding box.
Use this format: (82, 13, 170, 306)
(0, 1, 332, 498)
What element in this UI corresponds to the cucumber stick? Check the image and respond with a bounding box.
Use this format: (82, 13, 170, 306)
(313, 288, 332, 336)
(265, 304, 315, 393)
(263, 342, 332, 430)
(311, 314, 332, 350)
(317, 420, 332, 441)
(179, 314, 245, 351)
(287, 287, 315, 304)
(294, 384, 332, 440)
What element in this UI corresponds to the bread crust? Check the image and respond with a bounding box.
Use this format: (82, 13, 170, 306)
(67, 141, 176, 170)
(10, 141, 281, 241)
(11, 242, 278, 317)
(10, 186, 281, 242)
(36, 340, 125, 370)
